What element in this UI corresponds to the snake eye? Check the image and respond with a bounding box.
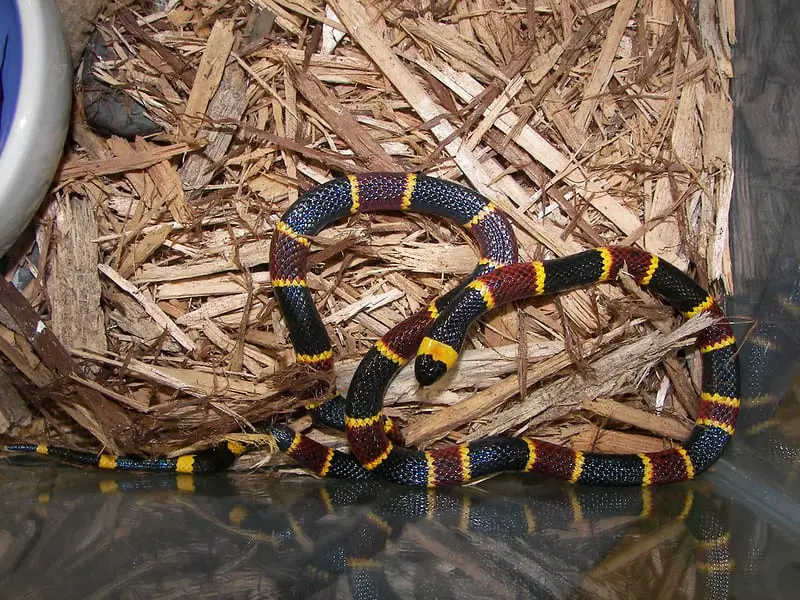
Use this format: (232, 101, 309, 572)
(415, 353, 448, 386)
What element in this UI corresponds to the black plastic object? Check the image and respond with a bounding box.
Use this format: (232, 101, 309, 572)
(81, 30, 161, 139)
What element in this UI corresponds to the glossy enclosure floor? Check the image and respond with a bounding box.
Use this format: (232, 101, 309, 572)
(0, 464, 797, 600)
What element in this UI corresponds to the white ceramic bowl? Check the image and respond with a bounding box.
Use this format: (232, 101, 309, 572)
(0, 0, 71, 256)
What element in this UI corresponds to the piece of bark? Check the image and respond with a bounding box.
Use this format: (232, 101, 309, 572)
(181, 64, 249, 191)
(182, 19, 236, 138)
(46, 194, 108, 356)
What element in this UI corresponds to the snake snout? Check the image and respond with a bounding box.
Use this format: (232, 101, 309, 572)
(415, 353, 448, 386)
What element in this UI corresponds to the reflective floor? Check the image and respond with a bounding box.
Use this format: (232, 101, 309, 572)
(0, 463, 797, 600)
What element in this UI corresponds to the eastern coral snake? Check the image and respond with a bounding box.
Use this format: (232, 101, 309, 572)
(2, 173, 740, 486)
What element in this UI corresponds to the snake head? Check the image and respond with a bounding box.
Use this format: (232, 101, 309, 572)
(415, 336, 460, 386)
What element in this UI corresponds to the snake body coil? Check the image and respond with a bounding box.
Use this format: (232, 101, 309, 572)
(270, 173, 740, 487)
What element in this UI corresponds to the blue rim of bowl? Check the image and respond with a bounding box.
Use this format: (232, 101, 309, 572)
(0, 0, 22, 154)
